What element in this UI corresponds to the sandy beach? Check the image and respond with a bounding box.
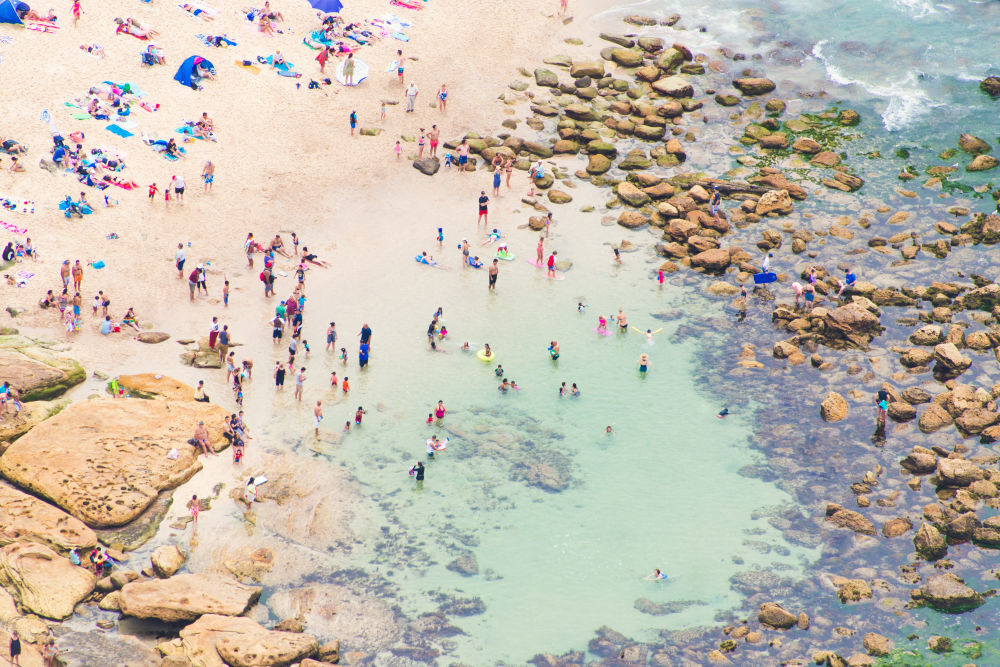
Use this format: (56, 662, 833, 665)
(0, 0, 577, 371)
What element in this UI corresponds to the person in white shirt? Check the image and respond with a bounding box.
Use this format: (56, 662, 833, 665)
(405, 82, 419, 113)
(175, 242, 186, 278)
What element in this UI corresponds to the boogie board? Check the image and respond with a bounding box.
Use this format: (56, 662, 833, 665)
(752, 271, 777, 285)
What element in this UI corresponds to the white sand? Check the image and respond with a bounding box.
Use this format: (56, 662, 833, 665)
(0, 0, 587, 376)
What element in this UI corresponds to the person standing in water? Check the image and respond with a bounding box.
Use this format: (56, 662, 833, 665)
(413, 461, 425, 489)
(488, 259, 499, 290)
(477, 191, 489, 225)
(536, 236, 544, 265)
(616, 308, 628, 332)
(546, 250, 557, 277)
(548, 340, 560, 360)
(875, 384, 889, 428)
(314, 400, 323, 436)
(638, 353, 649, 374)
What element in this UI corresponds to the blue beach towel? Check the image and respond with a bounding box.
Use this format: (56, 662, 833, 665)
(106, 124, 134, 138)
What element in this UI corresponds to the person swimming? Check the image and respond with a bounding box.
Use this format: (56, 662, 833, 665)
(570, 383, 580, 397)
(605, 425, 615, 435)
(467, 255, 483, 269)
(644, 568, 668, 581)
(578, 302, 587, 312)
(717, 408, 730, 418)
(498, 378, 509, 393)
(494, 363, 503, 376)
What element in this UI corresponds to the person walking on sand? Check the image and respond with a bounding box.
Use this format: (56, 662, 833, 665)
(492, 166, 501, 196)
(202, 160, 214, 192)
(314, 400, 323, 436)
(428, 125, 440, 157)
(417, 128, 426, 158)
(438, 83, 448, 112)
(343, 52, 356, 86)
(488, 259, 499, 290)
(477, 191, 489, 225)
(72, 260, 83, 291)
(349, 109, 357, 136)
(396, 49, 405, 85)
(171, 174, 186, 203)
(405, 82, 419, 113)
(175, 242, 186, 277)
(72, 0, 82, 26)
(316, 45, 332, 72)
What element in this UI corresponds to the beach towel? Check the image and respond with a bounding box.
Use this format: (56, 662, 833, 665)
(71, 112, 92, 120)
(197, 33, 236, 47)
(106, 124, 134, 138)
(14, 271, 33, 287)
(178, 1, 219, 20)
(392, 32, 409, 41)
(235, 59, 260, 74)
(0, 220, 28, 233)
(390, 0, 422, 9)
(262, 54, 295, 71)
(26, 20, 59, 32)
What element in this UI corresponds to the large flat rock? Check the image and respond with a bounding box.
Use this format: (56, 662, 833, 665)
(0, 338, 85, 401)
(117, 374, 195, 401)
(0, 399, 228, 528)
(0, 542, 96, 620)
(0, 481, 97, 551)
(119, 573, 261, 622)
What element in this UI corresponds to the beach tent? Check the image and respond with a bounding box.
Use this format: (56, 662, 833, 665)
(174, 55, 215, 89)
(309, 0, 343, 13)
(0, 0, 25, 25)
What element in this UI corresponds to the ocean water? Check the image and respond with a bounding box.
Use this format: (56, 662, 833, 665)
(229, 179, 815, 663)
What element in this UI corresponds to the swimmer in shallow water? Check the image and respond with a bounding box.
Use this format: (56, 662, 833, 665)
(494, 363, 503, 377)
(605, 425, 615, 435)
(498, 378, 509, 393)
(644, 568, 668, 581)
(570, 382, 580, 397)
(638, 353, 649, 374)
(577, 302, 587, 312)
(548, 340, 560, 360)
(632, 326, 663, 343)
(717, 408, 729, 419)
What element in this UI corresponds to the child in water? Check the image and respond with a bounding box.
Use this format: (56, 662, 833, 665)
(355, 406, 366, 425)
(339, 347, 348, 365)
(597, 315, 608, 334)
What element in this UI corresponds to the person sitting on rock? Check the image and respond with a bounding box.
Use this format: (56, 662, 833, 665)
(191, 421, 216, 457)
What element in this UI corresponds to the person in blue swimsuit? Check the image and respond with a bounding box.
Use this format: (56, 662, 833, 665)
(438, 83, 448, 111)
(349, 110, 357, 136)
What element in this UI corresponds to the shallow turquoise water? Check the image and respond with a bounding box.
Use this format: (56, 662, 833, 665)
(230, 175, 817, 662)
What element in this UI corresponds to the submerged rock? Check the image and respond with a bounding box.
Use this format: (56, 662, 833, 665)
(733, 78, 776, 95)
(914, 573, 986, 613)
(757, 602, 797, 629)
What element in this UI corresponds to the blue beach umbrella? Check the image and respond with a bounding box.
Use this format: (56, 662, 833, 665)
(309, 0, 343, 14)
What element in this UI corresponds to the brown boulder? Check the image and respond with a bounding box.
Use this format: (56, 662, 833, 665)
(755, 189, 793, 215)
(0, 542, 95, 620)
(733, 78, 776, 95)
(690, 249, 731, 273)
(820, 392, 848, 422)
(758, 602, 797, 629)
(119, 574, 262, 623)
(117, 374, 195, 401)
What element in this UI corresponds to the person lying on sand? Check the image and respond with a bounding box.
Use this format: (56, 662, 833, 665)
(0, 138, 26, 155)
(300, 247, 329, 267)
(24, 8, 57, 21)
(79, 43, 106, 58)
(180, 3, 215, 20)
(114, 17, 159, 39)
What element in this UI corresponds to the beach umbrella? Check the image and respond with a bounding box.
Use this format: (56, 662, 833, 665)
(309, 0, 343, 14)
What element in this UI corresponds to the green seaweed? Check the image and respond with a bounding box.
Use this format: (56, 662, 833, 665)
(896, 147, 911, 159)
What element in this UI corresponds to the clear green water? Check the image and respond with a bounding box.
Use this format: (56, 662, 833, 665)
(230, 177, 817, 662)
